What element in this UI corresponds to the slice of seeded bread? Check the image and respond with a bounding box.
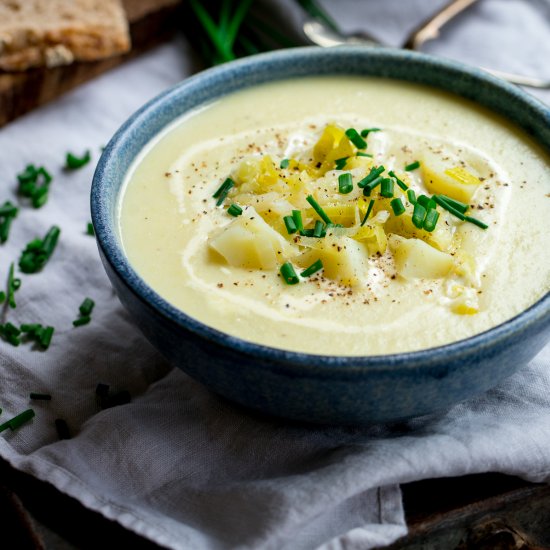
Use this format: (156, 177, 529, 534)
(0, 0, 131, 71)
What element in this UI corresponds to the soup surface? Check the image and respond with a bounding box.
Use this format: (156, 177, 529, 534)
(119, 77, 550, 355)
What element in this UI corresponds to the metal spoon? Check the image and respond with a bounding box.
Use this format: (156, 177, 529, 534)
(302, 0, 550, 89)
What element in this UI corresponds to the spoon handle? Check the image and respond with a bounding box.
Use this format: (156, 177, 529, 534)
(404, 0, 479, 50)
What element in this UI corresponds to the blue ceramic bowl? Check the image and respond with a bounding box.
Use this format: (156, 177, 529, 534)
(92, 46, 550, 425)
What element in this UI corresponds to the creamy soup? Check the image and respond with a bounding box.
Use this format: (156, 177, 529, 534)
(118, 77, 550, 355)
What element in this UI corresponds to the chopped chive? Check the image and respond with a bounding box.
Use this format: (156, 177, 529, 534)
(86, 223, 95, 236)
(345, 128, 367, 149)
(39, 326, 54, 349)
(407, 189, 417, 204)
(30, 393, 51, 401)
(380, 178, 394, 198)
(300, 259, 323, 277)
(360, 128, 381, 138)
(280, 262, 299, 285)
(280, 158, 290, 169)
(412, 203, 428, 229)
(363, 176, 384, 196)
(283, 215, 297, 234)
(0, 202, 18, 217)
(65, 150, 91, 170)
(0, 409, 35, 432)
(433, 195, 466, 221)
(356, 152, 373, 158)
(357, 165, 385, 188)
(73, 316, 91, 327)
(292, 210, 303, 233)
(20, 323, 42, 335)
(227, 204, 243, 217)
(19, 226, 61, 274)
(300, 228, 314, 237)
(0, 291, 5, 303)
(17, 165, 51, 209)
(306, 195, 332, 225)
(405, 160, 420, 171)
(391, 198, 406, 216)
(417, 195, 436, 210)
(335, 157, 348, 170)
(436, 194, 469, 214)
(55, 418, 71, 440)
(338, 173, 353, 194)
(360, 199, 376, 226)
(7, 262, 20, 309)
(423, 208, 440, 232)
(313, 220, 324, 238)
(388, 171, 408, 191)
(465, 215, 489, 230)
(213, 177, 234, 205)
(79, 298, 95, 316)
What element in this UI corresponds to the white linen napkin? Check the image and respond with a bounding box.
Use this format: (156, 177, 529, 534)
(0, 2, 549, 549)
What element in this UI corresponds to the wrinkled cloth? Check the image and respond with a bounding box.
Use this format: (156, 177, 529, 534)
(0, 2, 549, 549)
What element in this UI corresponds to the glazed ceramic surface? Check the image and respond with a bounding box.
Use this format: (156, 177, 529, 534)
(92, 47, 550, 424)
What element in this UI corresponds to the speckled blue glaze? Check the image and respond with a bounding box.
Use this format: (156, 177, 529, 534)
(91, 47, 550, 425)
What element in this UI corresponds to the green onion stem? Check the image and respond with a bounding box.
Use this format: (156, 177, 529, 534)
(360, 199, 376, 226)
(283, 215, 297, 234)
(280, 262, 299, 285)
(338, 173, 353, 194)
(405, 160, 421, 171)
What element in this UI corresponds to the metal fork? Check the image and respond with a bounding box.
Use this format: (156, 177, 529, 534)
(302, 0, 550, 89)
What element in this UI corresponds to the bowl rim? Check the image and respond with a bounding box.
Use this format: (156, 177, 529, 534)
(92, 45, 550, 375)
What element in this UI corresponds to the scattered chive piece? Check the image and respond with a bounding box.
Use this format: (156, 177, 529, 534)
(0, 201, 18, 243)
(39, 326, 54, 349)
(55, 418, 71, 440)
(436, 194, 469, 214)
(283, 215, 297, 234)
(388, 170, 408, 191)
(79, 298, 95, 316)
(356, 152, 373, 158)
(464, 215, 489, 230)
(19, 225, 61, 274)
(86, 223, 95, 236)
(306, 195, 332, 225)
(20, 323, 42, 335)
(73, 316, 91, 327)
(360, 199, 376, 226)
(280, 262, 299, 285)
(7, 262, 20, 309)
(0, 409, 35, 432)
(407, 189, 417, 204)
(380, 178, 394, 198)
(0, 291, 5, 303)
(292, 210, 303, 233)
(300, 259, 323, 277)
(0, 322, 21, 346)
(390, 198, 406, 216)
(357, 165, 385, 188)
(65, 150, 91, 170)
(338, 173, 353, 194)
(433, 195, 466, 221)
(313, 220, 324, 238)
(360, 128, 381, 138)
(405, 160, 421, 171)
(335, 157, 348, 170)
(30, 393, 51, 401)
(345, 128, 367, 149)
(280, 158, 290, 169)
(213, 178, 234, 206)
(423, 208, 440, 232)
(17, 165, 52, 209)
(412, 203, 428, 229)
(227, 204, 243, 217)
(300, 228, 314, 237)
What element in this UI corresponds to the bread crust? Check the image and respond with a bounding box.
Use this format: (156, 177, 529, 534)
(0, 0, 131, 71)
